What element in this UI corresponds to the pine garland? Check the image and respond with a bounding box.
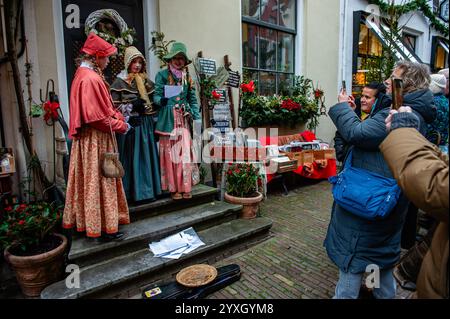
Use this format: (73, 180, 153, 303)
(368, 0, 449, 37)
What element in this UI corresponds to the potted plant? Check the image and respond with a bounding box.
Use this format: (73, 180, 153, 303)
(224, 163, 264, 219)
(239, 76, 324, 134)
(0, 201, 66, 297)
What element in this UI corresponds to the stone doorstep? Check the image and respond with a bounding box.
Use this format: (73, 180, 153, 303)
(68, 201, 242, 263)
(129, 184, 218, 215)
(40, 217, 273, 299)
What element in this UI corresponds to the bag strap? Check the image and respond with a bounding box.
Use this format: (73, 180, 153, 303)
(342, 146, 354, 169)
(108, 117, 119, 153)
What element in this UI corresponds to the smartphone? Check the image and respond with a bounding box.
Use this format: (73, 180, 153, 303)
(392, 78, 404, 110)
(341, 80, 346, 93)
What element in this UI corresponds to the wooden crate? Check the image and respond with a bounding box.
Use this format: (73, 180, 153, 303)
(211, 146, 267, 162)
(313, 149, 336, 161)
(270, 158, 298, 173)
(0, 148, 16, 176)
(281, 150, 315, 167)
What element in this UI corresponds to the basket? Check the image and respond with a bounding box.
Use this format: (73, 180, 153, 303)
(176, 264, 218, 288)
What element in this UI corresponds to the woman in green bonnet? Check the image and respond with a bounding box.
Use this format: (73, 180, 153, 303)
(153, 42, 201, 200)
(110, 46, 162, 202)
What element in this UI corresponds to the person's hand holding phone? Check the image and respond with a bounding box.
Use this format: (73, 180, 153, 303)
(338, 87, 349, 103)
(348, 95, 357, 110)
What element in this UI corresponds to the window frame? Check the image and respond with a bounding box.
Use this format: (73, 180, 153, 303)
(242, 0, 297, 95)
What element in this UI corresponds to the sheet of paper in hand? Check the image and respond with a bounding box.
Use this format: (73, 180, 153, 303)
(165, 85, 183, 98)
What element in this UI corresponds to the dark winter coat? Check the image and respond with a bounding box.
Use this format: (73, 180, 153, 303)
(324, 90, 435, 273)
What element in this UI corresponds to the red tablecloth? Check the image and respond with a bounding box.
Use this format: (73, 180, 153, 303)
(259, 132, 337, 183)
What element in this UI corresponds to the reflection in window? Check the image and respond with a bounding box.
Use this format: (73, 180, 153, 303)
(402, 33, 417, 52)
(259, 72, 277, 95)
(260, 27, 277, 70)
(435, 45, 448, 70)
(261, 0, 278, 25)
(242, 0, 260, 19)
(278, 73, 294, 95)
(278, 32, 294, 73)
(242, 0, 296, 95)
(243, 23, 259, 68)
(279, 0, 296, 29)
(352, 23, 384, 96)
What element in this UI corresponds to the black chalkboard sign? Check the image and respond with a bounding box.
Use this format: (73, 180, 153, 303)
(212, 120, 231, 133)
(198, 58, 217, 75)
(227, 71, 240, 88)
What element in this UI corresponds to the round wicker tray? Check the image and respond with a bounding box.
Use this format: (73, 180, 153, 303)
(176, 264, 218, 288)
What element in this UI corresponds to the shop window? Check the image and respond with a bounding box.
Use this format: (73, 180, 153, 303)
(431, 36, 449, 72)
(242, 0, 296, 95)
(351, 11, 422, 96)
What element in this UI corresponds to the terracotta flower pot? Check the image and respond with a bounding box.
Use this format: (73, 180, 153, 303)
(224, 191, 264, 219)
(4, 233, 67, 297)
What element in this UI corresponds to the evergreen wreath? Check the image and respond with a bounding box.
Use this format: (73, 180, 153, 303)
(368, 0, 449, 37)
(85, 9, 137, 56)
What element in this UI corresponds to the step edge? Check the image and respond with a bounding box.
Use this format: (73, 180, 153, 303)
(69, 202, 242, 261)
(42, 218, 272, 299)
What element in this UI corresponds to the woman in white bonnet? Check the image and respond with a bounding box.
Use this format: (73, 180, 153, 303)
(426, 73, 449, 154)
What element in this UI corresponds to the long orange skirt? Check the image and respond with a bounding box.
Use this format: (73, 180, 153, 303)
(63, 126, 130, 238)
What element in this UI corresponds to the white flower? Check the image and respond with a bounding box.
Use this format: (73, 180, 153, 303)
(116, 38, 125, 46)
(127, 35, 134, 44)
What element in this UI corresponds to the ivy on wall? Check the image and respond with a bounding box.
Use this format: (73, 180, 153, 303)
(368, 0, 449, 37)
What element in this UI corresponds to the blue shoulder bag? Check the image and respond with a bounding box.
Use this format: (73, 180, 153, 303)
(329, 149, 401, 220)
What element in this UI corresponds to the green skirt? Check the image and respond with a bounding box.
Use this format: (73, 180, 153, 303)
(117, 115, 162, 202)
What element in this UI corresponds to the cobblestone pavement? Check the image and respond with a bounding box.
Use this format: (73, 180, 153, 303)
(209, 180, 414, 299)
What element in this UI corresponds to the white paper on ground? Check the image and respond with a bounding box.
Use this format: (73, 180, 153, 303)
(164, 85, 183, 98)
(149, 227, 205, 259)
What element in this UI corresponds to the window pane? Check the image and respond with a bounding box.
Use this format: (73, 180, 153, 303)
(243, 69, 259, 87)
(242, 23, 259, 68)
(278, 73, 294, 96)
(242, 0, 260, 19)
(278, 32, 294, 72)
(436, 45, 448, 69)
(279, 0, 296, 29)
(358, 23, 382, 57)
(259, 72, 276, 96)
(259, 27, 277, 70)
(402, 34, 416, 52)
(261, 0, 278, 25)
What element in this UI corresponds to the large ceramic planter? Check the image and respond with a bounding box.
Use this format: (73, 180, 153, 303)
(4, 233, 67, 297)
(224, 191, 264, 219)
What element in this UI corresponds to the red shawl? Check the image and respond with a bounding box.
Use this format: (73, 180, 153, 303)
(69, 67, 116, 139)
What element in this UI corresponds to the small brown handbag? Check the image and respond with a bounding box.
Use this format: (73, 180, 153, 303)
(101, 120, 125, 178)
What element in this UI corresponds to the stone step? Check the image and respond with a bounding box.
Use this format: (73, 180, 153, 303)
(41, 217, 273, 299)
(129, 184, 218, 221)
(69, 201, 242, 267)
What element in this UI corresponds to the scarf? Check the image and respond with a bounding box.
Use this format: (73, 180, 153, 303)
(169, 63, 185, 83)
(127, 72, 152, 108)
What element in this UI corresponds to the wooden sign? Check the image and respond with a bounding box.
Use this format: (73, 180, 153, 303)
(198, 58, 217, 75)
(212, 120, 231, 133)
(211, 66, 230, 88)
(213, 103, 232, 121)
(214, 89, 227, 103)
(227, 70, 241, 88)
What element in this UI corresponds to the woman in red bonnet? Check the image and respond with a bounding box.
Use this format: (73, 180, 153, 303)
(63, 33, 131, 241)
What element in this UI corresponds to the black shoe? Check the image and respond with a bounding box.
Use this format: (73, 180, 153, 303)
(101, 232, 125, 242)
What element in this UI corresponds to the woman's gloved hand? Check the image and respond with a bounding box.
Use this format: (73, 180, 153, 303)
(131, 98, 147, 114)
